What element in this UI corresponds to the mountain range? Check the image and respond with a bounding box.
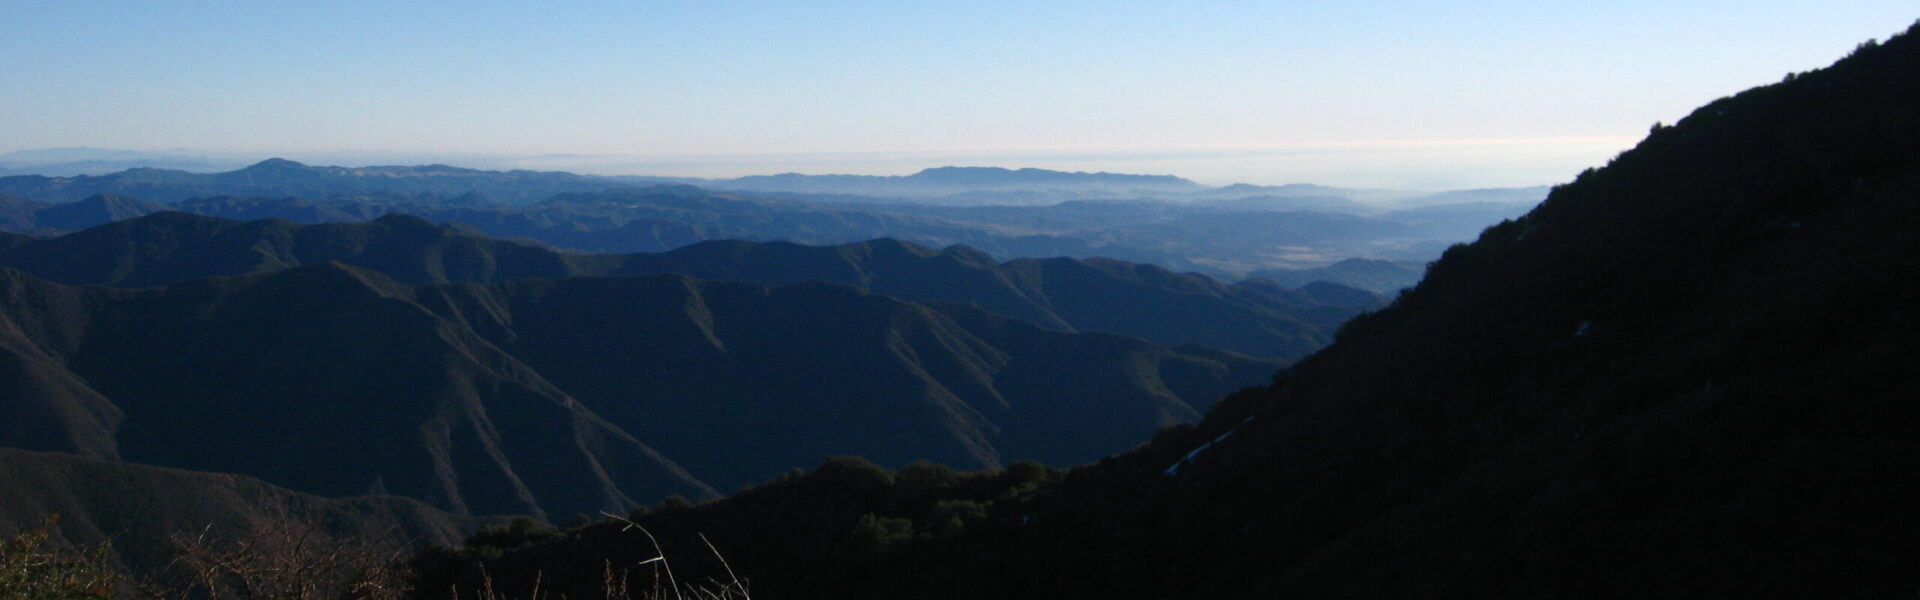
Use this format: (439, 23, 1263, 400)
(409, 21, 1920, 599)
(0, 158, 1544, 284)
(0, 245, 1281, 521)
(0, 212, 1366, 359)
(0, 186, 1507, 280)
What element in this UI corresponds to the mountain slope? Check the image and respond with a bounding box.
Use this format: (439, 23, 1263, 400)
(0, 447, 486, 573)
(0, 215, 1361, 359)
(0, 264, 715, 520)
(0, 193, 168, 234)
(1246, 257, 1427, 294)
(414, 22, 1920, 599)
(613, 238, 1362, 358)
(0, 258, 1276, 515)
(0, 211, 618, 287)
(412, 274, 1278, 492)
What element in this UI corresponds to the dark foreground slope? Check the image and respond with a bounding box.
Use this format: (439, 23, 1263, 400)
(0, 448, 485, 573)
(414, 24, 1920, 599)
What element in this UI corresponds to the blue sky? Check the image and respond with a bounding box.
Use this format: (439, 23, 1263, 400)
(2, 1, 1914, 188)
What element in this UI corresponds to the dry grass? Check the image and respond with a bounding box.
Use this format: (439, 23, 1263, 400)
(7, 512, 747, 600)
(1, 516, 117, 600)
(136, 519, 411, 600)
(445, 513, 748, 600)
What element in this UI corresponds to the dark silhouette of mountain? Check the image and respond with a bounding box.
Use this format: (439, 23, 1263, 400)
(414, 22, 1920, 599)
(0, 264, 715, 520)
(1247, 257, 1428, 294)
(0, 447, 485, 573)
(0, 214, 1360, 358)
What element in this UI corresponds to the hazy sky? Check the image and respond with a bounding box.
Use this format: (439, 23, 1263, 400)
(3, 1, 1914, 188)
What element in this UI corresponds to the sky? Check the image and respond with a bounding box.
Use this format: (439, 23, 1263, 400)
(2, 1, 1914, 188)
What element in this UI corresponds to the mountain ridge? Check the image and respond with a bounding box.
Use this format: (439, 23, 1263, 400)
(0, 213, 1366, 359)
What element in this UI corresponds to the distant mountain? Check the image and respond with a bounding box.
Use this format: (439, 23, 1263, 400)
(0, 158, 644, 205)
(0, 194, 44, 231)
(1389, 185, 1552, 208)
(1247, 258, 1427, 294)
(613, 238, 1365, 359)
(0, 193, 168, 234)
(1182, 182, 1425, 204)
(0, 161, 1208, 207)
(713, 166, 1204, 200)
(0, 212, 619, 287)
(0, 447, 485, 573)
(2, 165, 1543, 276)
(417, 23, 1920, 598)
(1379, 199, 1541, 238)
(1198, 194, 1372, 213)
(26, 193, 170, 232)
(161, 187, 1495, 277)
(0, 213, 1362, 359)
(0, 147, 247, 176)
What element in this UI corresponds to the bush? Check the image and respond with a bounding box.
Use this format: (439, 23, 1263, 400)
(0, 517, 117, 600)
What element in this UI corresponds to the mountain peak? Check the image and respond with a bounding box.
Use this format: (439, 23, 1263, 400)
(241, 158, 311, 171)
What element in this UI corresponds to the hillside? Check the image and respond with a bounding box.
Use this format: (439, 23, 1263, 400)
(414, 22, 1920, 599)
(0, 260, 1276, 515)
(414, 274, 1276, 490)
(1246, 257, 1427, 294)
(0, 214, 1364, 359)
(613, 238, 1364, 359)
(0, 264, 716, 520)
(0, 448, 485, 573)
(0, 193, 168, 234)
(0, 212, 619, 287)
(5, 181, 1533, 279)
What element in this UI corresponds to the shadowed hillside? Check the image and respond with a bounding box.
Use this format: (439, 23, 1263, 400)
(0, 448, 486, 573)
(0, 259, 1276, 517)
(0, 264, 715, 520)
